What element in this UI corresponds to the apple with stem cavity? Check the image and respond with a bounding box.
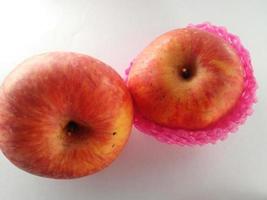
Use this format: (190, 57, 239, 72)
(127, 27, 246, 132)
(0, 52, 133, 179)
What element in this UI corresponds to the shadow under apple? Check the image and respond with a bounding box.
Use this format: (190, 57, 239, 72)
(28, 129, 265, 200)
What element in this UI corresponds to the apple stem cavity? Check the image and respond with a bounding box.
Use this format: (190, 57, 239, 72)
(64, 120, 89, 138)
(180, 67, 193, 80)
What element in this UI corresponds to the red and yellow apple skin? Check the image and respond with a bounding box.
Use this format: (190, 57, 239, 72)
(127, 28, 244, 130)
(0, 52, 133, 179)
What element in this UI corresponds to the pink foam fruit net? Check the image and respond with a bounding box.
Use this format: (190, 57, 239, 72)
(125, 23, 257, 146)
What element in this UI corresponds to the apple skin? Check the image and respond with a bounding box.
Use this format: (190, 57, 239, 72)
(127, 28, 244, 130)
(0, 52, 133, 179)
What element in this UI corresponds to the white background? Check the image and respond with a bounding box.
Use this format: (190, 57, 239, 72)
(0, 0, 266, 199)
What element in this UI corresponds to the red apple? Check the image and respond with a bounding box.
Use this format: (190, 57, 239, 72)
(0, 52, 133, 179)
(127, 28, 244, 130)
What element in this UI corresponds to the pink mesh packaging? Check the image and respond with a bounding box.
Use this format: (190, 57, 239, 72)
(125, 23, 257, 146)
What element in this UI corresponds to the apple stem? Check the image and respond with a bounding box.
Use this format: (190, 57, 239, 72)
(180, 67, 192, 80)
(64, 121, 80, 136)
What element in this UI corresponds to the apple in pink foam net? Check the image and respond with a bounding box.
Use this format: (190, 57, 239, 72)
(126, 23, 257, 145)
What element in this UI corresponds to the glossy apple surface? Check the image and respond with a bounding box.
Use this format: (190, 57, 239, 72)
(0, 52, 133, 179)
(127, 28, 244, 130)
